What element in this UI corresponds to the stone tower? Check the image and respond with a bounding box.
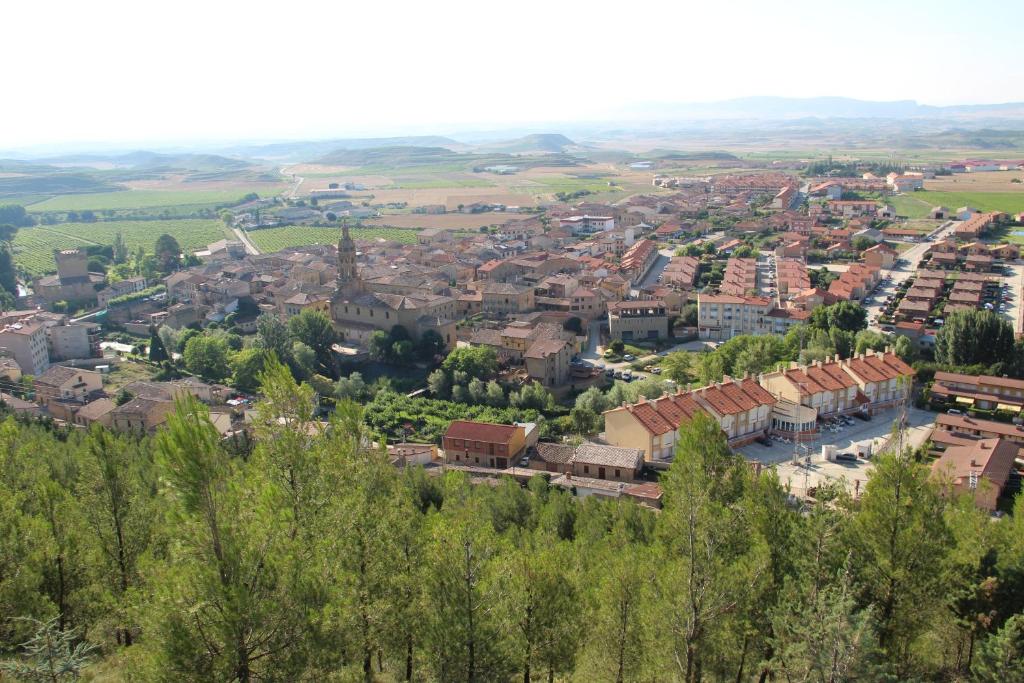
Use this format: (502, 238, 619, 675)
(336, 224, 357, 286)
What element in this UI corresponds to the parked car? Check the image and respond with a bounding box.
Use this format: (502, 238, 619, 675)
(623, 354, 636, 361)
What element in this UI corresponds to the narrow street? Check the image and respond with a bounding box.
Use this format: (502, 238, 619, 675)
(233, 227, 261, 255)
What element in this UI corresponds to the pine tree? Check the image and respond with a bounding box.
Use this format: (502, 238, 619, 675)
(0, 617, 96, 682)
(655, 411, 765, 682)
(147, 330, 168, 362)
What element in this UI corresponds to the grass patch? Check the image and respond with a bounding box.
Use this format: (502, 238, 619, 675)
(13, 220, 233, 275)
(888, 194, 933, 219)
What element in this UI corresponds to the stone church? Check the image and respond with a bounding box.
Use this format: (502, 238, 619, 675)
(330, 225, 458, 349)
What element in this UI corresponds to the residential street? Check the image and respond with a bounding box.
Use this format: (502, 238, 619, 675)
(864, 220, 956, 330)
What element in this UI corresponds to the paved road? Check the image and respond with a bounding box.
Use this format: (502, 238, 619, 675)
(864, 221, 956, 330)
(1002, 262, 1024, 335)
(233, 227, 261, 255)
(280, 166, 304, 199)
(632, 249, 674, 294)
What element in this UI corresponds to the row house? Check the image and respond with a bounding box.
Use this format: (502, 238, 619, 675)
(619, 238, 658, 284)
(841, 350, 915, 412)
(603, 377, 777, 459)
(827, 262, 880, 302)
(953, 211, 1001, 238)
(759, 357, 860, 418)
(930, 372, 1024, 411)
(933, 413, 1024, 447)
(720, 258, 758, 296)
(661, 256, 700, 288)
(775, 258, 809, 296)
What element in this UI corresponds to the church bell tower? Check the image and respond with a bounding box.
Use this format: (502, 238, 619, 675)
(337, 224, 357, 286)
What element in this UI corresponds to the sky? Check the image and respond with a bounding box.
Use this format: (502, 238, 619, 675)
(3, 0, 1023, 150)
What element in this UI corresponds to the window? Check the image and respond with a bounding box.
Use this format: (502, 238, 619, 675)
(583, 465, 589, 474)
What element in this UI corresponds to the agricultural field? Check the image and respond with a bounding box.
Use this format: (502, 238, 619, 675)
(911, 190, 1024, 215)
(925, 170, 1024, 193)
(365, 212, 531, 230)
(295, 161, 659, 209)
(13, 220, 233, 275)
(245, 226, 420, 252)
(25, 185, 283, 212)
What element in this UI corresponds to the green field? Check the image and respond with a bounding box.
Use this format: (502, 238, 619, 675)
(246, 226, 420, 252)
(13, 220, 233, 275)
(887, 193, 933, 219)
(912, 191, 1024, 215)
(26, 186, 284, 212)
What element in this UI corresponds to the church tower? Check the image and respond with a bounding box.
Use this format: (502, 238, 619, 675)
(337, 223, 357, 287)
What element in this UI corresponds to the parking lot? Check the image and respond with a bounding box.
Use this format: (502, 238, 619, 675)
(739, 406, 936, 497)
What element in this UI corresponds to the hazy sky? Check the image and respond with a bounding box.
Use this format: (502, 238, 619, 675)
(3, 0, 1022, 149)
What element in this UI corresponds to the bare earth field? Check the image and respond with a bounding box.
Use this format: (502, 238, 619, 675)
(301, 174, 397, 190)
(925, 171, 1024, 192)
(365, 212, 532, 230)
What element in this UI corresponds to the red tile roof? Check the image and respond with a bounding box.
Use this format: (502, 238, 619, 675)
(843, 352, 914, 384)
(444, 420, 521, 444)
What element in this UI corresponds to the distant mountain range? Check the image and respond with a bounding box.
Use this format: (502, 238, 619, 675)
(620, 96, 1024, 121)
(221, 136, 470, 162)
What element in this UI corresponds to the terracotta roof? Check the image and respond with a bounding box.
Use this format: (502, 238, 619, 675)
(934, 372, 1024, 392)
(843, 352, 914, 384)
(444, 420, 521, 444)
(932, 438, 1017, 489)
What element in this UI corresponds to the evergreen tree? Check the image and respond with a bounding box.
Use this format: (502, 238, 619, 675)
(848, 447, 951, 675)
(148, 329, 168, 362)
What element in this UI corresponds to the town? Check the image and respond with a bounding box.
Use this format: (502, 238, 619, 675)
(3, 162, 1022, 513)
